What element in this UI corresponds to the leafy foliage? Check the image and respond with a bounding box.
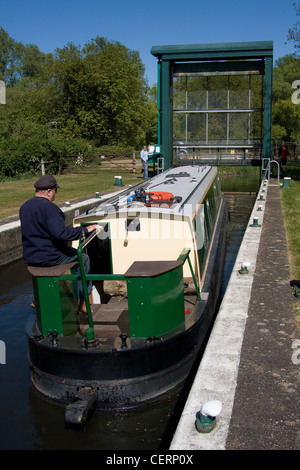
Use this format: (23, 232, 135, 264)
(287, 2, 300, 55)
(49, 37, 153, 147)
(0, 29, 157, 177)
(1, 12, 300, 180)
(272, 55, 300, 142)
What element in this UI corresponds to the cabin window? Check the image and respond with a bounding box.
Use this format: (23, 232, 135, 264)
(194, 204, 209, 273)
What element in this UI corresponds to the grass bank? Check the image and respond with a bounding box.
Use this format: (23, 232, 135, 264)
(0, 169, 143, 220)
(0, 165, 260, 220)
(280, 162, 300, 280)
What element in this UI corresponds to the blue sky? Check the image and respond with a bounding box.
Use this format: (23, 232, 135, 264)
(0, 0, 298, 86)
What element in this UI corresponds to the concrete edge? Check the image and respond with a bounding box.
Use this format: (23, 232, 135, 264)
(169, 180, 268, 450)
(0, 189, 126, 267)
(0, 190, 125, 234)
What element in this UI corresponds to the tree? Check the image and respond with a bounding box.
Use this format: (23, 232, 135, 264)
(272, 55, 300, 142)
(0, 30, 157, 177)
(0, 28, 47, 84)
(0, 27, 19, 82)
(287, 2, 300, 55)
(50, 37, 153, 147)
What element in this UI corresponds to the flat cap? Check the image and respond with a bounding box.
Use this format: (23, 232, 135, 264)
(34, 175, 60, 190)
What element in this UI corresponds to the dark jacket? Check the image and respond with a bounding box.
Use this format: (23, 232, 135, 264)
(19, 197, 87, 266)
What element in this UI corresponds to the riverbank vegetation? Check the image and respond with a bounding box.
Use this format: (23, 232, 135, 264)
(0, 20, 300, 178)
(0, 168, 143, 219)
(0, 165, 261, 220)
(280, 162, 300, 280)
(0, 32, 157, 178)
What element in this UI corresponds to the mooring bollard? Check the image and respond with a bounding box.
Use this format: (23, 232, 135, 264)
(250, 216, 261, 227)
(114, 176, 123, 186)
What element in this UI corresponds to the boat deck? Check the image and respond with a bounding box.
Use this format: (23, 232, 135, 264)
(77, 293, 198, 342)
(78, 297, 129, 339)
(86, 165, 217, 219)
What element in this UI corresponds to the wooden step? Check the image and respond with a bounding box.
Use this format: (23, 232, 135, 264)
(92, 324, 122, 338)
(92, 299, 128, 323)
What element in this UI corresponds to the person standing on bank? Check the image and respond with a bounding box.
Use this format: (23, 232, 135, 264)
(140, 145, 149, 179)
(278, 142, 290, 177)
(19, 174, 100, 313)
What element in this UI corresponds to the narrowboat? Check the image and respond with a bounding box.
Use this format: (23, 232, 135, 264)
(26, 165, 227, 427)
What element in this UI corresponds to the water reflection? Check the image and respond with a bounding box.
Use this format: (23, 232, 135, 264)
(28, 385, 183, 450)
(221, 172, 260, 193)
(221, 192, 256, 296)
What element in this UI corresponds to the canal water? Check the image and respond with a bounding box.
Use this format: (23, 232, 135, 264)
(0, 175, 259, 450)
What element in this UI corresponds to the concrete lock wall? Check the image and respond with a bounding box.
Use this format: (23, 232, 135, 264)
(0, 201, 96, 267)
(0, 223, 23, 266)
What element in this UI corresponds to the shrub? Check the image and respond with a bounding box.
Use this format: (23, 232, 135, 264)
(93, 145, 135, 159)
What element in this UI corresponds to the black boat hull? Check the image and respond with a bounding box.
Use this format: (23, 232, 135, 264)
(27, 299, 209, 409)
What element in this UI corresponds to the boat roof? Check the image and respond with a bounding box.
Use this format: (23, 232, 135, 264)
(81, 165, 218, 219)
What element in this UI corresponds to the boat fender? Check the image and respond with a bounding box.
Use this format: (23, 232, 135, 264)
(146, 191, 174, 202)
(133, 188, 175, 203)
(131, 189, 182, 206)
(64, 388, 98, 429)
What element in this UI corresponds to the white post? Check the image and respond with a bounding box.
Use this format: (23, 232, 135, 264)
(0, 81, 5, 104)
(0, 340, 6, 364)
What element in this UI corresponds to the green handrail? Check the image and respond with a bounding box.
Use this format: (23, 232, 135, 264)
(177, 248, 201, 301)
(77, 228, 102, 340)
(76, 232, 201, 341)
(76, 228, 126, 340)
